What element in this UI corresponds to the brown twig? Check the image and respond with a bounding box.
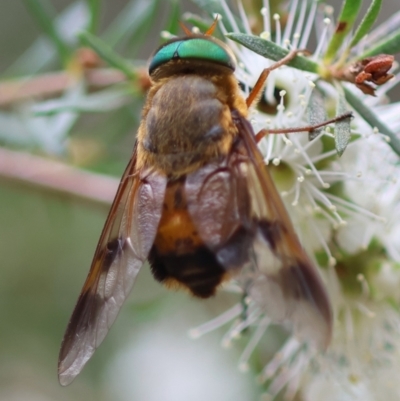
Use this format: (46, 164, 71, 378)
(0, 147, 118, 210)
(0, 68, 126, 107)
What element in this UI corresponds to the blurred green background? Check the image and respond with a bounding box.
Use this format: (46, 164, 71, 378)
(0, 1, 263, 400)
(0, 1, 398, 401)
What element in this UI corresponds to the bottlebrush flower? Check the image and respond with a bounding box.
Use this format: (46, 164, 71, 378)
(189, 0, 400, 399)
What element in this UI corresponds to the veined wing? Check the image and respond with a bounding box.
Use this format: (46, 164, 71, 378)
(185, 112, 332, 348)
(58, 145, 166, 385)
(235, 112, 332, 348)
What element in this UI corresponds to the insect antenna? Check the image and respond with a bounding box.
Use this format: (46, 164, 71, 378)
(179, 21, 193, 36)
(205, 16, 220, 35)
(180, 15, 219, 36)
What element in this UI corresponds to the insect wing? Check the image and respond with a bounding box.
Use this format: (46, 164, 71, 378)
(238, 115, 332, 348)
(58, 148, 166, 386)
(186, 114, 332, 348)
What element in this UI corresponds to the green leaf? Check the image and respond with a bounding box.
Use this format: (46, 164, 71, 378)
(358, 29, 400, 59)
(4, 39, 55, 77)
(0, 112, 34, 147)
(323, 0, 362, 64)
(344, 87, 400, 157)
(190, 0, 224, 17)
(32, 88, 131, 114)
(164, 0, 181, 36)
(103, 0, 158, 47)
(86, 0, 102, 34)
(365, 9, 400, 45)
(32, 81, 83, 153)
(78, 31, 136, 79)
(0, 81, 83, 153)
(307, 89, 328, 141)
(6, 2, 89, 76)
(349, 0, 382, 49)
(22, 0, 72, 65)
(226, 33, 319, 73)
(334, 91, 351, 156)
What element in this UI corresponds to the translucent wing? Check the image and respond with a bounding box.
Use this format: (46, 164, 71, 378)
(58, 145, 166, 386)
(186, 112, 332, 348)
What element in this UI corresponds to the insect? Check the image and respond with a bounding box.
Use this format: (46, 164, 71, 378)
(58, 22, 338, 386)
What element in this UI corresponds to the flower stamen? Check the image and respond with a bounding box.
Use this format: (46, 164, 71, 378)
(273, 13, 282, 45)
(238, 316, 271, 372)
(313, 18, 331, 60)
(188, 303, 242, 339)
(260, 3, 271, 33)
(282, 0, 298, 45)
(299, 1, 317, 49)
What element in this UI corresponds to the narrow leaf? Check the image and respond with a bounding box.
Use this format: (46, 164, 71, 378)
(364, 9, 400, 45)
(22, 0, 71, 65)
(32, 88, 130, 114)
(349, 0, 382, 49)
(334, 91, 351, 156)
(190, 0, 225, 18)
(78, 31, 136, 79)
(5, 2, 89, 76)
(308, 89, 327, 141)
(0, 112, 34, 147)
(344, 87, 400, 157)
(358, 29, 400, 59)
(165, 0, 181, 36)
(103, 0, 157, 47)
(33, 81, 84, 152)
(323, 0, 362, 64)
(226, 33, 319, 73)
(86, 0, 102, 34)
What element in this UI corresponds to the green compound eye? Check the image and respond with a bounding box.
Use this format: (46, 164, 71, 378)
(149, 37, 236, 74)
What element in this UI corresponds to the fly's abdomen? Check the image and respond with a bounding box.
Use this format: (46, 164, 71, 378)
(148, 177, 227, 298)
(149, 245, 226, 298)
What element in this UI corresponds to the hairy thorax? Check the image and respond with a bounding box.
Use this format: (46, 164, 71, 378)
(136, 73, 247, 175)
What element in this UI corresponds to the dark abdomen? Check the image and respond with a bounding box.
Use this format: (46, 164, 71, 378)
(148, 176, 228, 298)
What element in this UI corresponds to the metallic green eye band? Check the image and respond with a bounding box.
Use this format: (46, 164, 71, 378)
(149, 37, 236, 74)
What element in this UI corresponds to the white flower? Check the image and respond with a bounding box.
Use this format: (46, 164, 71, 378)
(191, 1, 400, 400)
